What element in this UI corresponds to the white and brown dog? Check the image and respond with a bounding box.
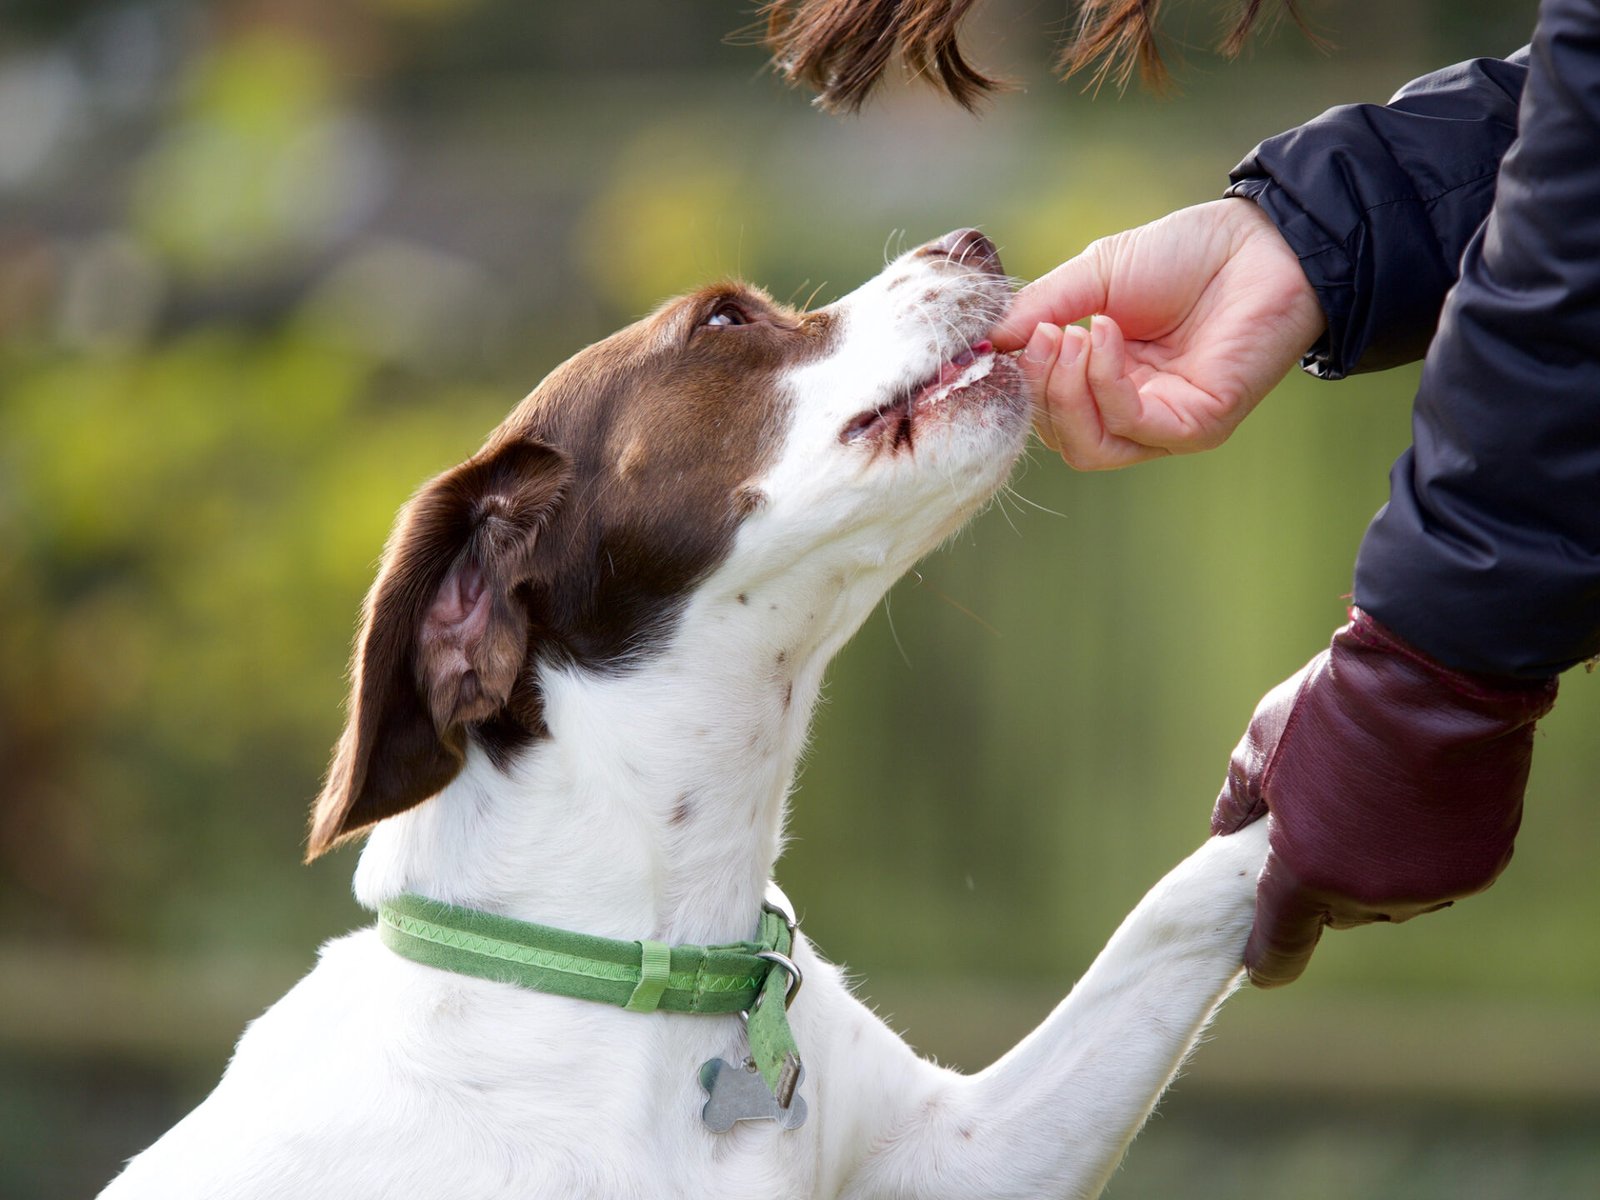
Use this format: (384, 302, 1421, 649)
(102, 230, 1267, 1200)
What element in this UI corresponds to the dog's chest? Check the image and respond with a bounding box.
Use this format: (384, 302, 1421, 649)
(243, 932, 830, 1198)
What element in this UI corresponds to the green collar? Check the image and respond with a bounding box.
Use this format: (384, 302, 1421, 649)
(376, 893, 804, 1108)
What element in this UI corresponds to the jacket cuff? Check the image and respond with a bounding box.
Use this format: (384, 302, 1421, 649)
(1225, 132, 1462, 382)
(1224, 54, 1525, 381)
(1222, 178, 1352, 380)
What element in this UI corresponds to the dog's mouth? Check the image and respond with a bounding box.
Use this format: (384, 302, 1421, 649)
(839, 341, 1001, 449)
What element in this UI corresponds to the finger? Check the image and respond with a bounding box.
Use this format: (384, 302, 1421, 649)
(1034, 324, 1084, 454)
(1211, 669, 1310, 835)
(1210, 765, 1265, 836)
(990, 253, 1110, 351)
(1082, 318, 1236, 455)
(1019, 323, 1065, 451)
(1244, 853, 1329, 989)
(1042, 327, 1167, 471)
(1084, 316, 1151, 440)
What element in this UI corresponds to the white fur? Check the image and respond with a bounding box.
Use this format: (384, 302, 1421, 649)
(102, 241, 1269, 1200)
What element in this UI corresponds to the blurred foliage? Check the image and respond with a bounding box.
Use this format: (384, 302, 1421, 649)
(130, 32, 350, 275)
(3, 0, 1592, 1196)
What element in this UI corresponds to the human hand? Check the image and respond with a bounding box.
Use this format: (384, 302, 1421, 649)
(992, 199, 1326, 469)
(1212, 609, 1558, 988)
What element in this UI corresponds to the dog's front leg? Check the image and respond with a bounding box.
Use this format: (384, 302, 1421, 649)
(842, 821, 1269, 1200)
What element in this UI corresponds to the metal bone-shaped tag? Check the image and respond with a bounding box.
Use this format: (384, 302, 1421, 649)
(699, 1056, 807, 1132)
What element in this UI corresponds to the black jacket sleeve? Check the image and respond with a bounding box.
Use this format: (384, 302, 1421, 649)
(1226, 50, 1527, 379)
(1351, 0, 1600, 679)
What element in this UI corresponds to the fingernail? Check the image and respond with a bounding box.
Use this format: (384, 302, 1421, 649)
(1059, 325, 1085, 367)
(1090, 315, 1109, 348)
(1023, 323, 1060, 365)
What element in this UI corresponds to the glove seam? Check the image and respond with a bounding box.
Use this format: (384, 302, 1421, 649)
(1346, 610, 1556, 711)
(1255, 665, 1319, 814)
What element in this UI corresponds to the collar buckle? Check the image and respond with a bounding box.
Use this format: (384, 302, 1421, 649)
(753, 949, 803, 1010)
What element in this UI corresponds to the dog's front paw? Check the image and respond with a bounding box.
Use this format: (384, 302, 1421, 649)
(1207, 817, 1271, 882)
(1159, 820, 1270, 936)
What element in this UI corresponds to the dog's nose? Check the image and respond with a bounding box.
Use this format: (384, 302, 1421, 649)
(919, 228, 1002, 274)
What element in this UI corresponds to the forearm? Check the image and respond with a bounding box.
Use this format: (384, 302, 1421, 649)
(1227, 49, 1528, 379)
(1355, 0, 1600, 679)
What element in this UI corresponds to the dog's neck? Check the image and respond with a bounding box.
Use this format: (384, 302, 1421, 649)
(352, 563, 890, 947)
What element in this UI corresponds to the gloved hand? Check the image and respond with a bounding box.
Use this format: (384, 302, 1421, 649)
(1212, 608, 1558, 988)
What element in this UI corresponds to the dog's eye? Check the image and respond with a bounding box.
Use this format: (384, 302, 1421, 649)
(703, 303, 748, 328)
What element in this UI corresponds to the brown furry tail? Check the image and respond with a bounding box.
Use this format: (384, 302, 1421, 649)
(761, 0, 997, 114)
(760, 0, 1313, 111)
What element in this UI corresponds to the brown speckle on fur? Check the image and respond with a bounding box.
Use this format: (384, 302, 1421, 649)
(735, 486, 769, 517)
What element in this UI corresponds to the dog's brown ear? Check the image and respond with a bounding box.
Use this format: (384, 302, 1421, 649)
(307, 438, 569, 860)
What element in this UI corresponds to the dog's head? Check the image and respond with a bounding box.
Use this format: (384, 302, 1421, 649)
(308, 229, 1028, 858)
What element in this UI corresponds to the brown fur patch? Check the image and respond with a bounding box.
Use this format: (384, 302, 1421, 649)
(307, 285, 836, 857)
(308, 442, 568, 859)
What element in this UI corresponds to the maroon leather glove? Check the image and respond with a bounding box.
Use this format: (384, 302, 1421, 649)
(1212, 608, 1558, 988)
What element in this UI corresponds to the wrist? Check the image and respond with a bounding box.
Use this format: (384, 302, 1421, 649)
(1279, 611, 1552, 905)
(1228, 197, 1327, 348)
(1342, 608, 1558, 714)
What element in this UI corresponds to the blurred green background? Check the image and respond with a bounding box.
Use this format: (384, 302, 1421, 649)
(3, 1, 1595, 1196)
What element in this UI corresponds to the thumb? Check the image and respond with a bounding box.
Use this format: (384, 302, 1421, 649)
(991, 253, 1111, 352)
(1244, 849, 1328, 989)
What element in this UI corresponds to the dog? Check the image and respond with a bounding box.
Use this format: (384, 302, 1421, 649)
(101, 229, 1268, 1199)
